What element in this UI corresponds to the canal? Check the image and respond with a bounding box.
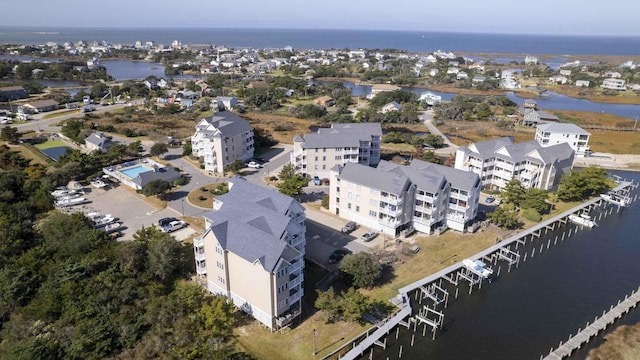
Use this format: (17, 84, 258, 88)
(362, 171, 640, 360)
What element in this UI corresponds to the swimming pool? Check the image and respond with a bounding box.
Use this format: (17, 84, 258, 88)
(120, 164, 151, 179)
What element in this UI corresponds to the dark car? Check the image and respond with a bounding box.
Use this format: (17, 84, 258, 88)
(158, 217, 178, 228)
(328, 249, 352, 263)
(341, 221, 357, 234)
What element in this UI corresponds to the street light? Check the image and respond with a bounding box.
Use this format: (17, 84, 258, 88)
(181, 198, 185, 217)
(312, 328, 317, 356)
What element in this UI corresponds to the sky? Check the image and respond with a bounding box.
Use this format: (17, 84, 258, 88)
(4, 0, 640, 36)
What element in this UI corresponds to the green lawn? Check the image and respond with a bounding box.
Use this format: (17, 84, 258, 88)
(34, 139, 67, 150)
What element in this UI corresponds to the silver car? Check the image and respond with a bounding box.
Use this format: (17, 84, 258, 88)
(361, 231, 378, 242)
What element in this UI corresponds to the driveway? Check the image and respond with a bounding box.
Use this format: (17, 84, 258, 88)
(242, 144, 293, 188)
(419, 110, 458, 156)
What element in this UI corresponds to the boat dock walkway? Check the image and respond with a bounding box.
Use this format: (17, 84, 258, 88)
(543, 286, 640, 360)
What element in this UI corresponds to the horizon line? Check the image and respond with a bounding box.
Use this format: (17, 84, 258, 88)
(1, 25, 639, 38)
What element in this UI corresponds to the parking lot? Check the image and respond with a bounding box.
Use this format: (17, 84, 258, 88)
(67, 185, 197, 241)
(304, 207, 389, 269)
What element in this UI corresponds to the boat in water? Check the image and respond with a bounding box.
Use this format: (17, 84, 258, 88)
(600, 193, 631, 207)
(568, 213, 597, 228)
(462, 259, 493, 278)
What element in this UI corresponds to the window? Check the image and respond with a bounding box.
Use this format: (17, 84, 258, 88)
(348, 192, 352, 200)
(322, 165, 326, 170)
(322, 156, 326, 161)
(369, 210, 377, 217)
(356, 205, 360, 212)
(217, 261, 224, 270)
(356, 194, 361, 202)
(216, 246, 223, 255)
(348, 203, 352, 209)
(314, 165, 319, 170)
(218, 276, 226, 285)
(315, 156, 318, 161)
(323, 148, 327, 152)
(335, 155, 342, 160)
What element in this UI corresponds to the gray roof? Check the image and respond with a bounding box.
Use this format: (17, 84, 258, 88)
(408, 159, 479, 191)
(464, 137, 513, 159)
(133, 165, 181, 188)
(496, 140, 541, 163)
(537, 122, 590, 135)
(85, 132, 115, 149)
(339, 162, 411, 195)
(301, 123, 381, 149)
(527, 142, 574, 164)
(202, 177, 303, 272)
(199, 111, 252, 138)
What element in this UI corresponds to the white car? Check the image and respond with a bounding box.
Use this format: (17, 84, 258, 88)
(163, 220, 187, 233)
(247, 161, 263, 169)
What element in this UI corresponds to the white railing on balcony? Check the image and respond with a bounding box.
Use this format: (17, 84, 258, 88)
(379, 205, 402, 217)
(415, 193, 435, 202)
(378, 217, 401, 227)
(196, 263, 206, 275)
(414, 205, 433, 214)
(289, 274, 303, 289)
(194, 251, 206, 261)
(381, 194, 403, 205)
(289, 259, 304, 274)
(193, 235, 205, 248)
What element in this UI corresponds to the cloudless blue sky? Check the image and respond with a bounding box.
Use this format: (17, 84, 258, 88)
(5, 0, 639, 36)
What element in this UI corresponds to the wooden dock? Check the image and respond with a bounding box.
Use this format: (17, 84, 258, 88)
(543, 286, 640, 360)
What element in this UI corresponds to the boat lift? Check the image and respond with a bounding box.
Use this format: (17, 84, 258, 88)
(419, 283, 449, 307)
(414, 306, 445, 340)
(498, 247, 520, 266)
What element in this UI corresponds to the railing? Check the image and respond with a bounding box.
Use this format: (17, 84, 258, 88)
(194, 251, 206, 261)
(196, 264, 206, 275)
(193, 235, 205, 248)
(379, 206, 402, 217)
(289, 274, 303, 289)
(381, 194, 403, 206)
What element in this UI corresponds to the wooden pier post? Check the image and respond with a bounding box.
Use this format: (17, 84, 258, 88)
(497, 266, 501, 276)
(523, 253, 527, 263)
(396, 327, 399, 340)
(398, 345, 403, 358)
(455, 287, 459, 299)
(423, 324, 426, 337)
(547, 239, 551, 249)
(532, 248, 536, 258)
(554, 235, 558, 245)
(411, 334, 415, 347)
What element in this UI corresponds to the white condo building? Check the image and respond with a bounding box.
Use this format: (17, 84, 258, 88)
(193, 178, 306, 330)
(291, 123, 382, 178)
(535, 123, 591, 157)
(455, 138, 574, 191)
(191, 111, 254, 174)
(329, 160, 481, 237)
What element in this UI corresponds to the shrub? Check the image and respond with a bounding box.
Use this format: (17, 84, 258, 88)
(523, 208, 542, 222)
(173, 177, 187, 186)
(321, 194, 329, 209)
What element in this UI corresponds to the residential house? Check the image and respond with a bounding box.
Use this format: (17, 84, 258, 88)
(21, 99, 59, 113)
(575, 80, 591, 87)
(524, 99, 537, 109)
(604, 71, 621, 78)
(419, 91, 442, 106)
(456, 71, 469, 80)
(291, 123, 382, 178)
(535, 123, 590, 157)
(194, 177, 306, 330)
(381, 101, 402, 113)
(601, 78, 626, 91)
(454, 138, 574, 191)
(520, 108, 560, 126)
(446, 67, 459, 75)
(84, 132, 116, 153)
(549, 75, 569, 85)
(314, 95, 335, 108)
(559, 69, 572, 76)
(328, 160, 481, 236)
(501, 78, 520, 89)
(191, 111, 255, 174)
(524, 55, 539, 65)
(429, 68, 439, 77)
(247, 81, 270, 89)
(0, 86, 28, 101)
(212, 96, 238, 111)
(469, 64, 485, 73)
(472, 76, 486, 84)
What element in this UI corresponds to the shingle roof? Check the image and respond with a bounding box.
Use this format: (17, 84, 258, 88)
(202, 177, 303, 272)
(537, 122, 590, 135)
(527, 142, 574, 164)
(467, 137, 513, 158)
(133, 166, 181, 188)
(496, 140, 541, 163)
(200, 111, 251, 138)
(408, 159, 479, 191)
(339, 162, 411, 195)
(301, 123, 382, 149)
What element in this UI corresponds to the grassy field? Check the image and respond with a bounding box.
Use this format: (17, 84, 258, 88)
(550, 110, 637, 128)
(586, 322, 640, 360)
(542, 84, 640, 105)
(1, 143, 51, 166)
(33, 139, 68, 150)
(439, 121, 536, 146)
(244, 112, 319, 144)
(42, 109, 80, 119)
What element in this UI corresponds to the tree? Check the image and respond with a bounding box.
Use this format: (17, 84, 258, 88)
(488, 206, 520, 229)
(277, 175, 307, 197)
(421, 151, 442, 164)
(315, 287, 340, 322)
(0, 126, 20, 143)
(340, 287, 371, 322)
(146, 229, 183, 281)
(182, 139, 192, 156)
(141, 179, 171, 197)
(278, 163, 297, 180)
(556, 167, 611, 202)
(150, 143, 168, 158)
(338, 253, 381, 288)
(501, 179, 526, 207)
(522, 188, 550, 214)
(224, 159, 244, 174)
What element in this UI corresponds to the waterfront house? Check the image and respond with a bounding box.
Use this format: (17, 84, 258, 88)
(447, 67, 459, 75)
(472, 76, 487, 84)
(604, 71, 622, 79)
(524, 55, 539, 65)
(21, 99, 59, 113)
(455, 137, 574, 191)
(520, 108, 560, 126)
(381, 101, 402, 113)
(191, 111, 254, 174)
(194, 177, 306, 331)
(559, 69, 572, 76)
(501, 78, 520, 89)
(601, 78, 626, 91)
(291, 123, 381, 178)
(524, 99, 537, 109)
(575, 80, 591, 87)
(549, 75, 569, 85)
(535, 123, 590, 157)
(419, 91, 442, 106)
(456, 71, 469, 80)
(328, 159, 481, 236)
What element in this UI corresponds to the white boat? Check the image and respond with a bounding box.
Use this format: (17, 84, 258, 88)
(55, 192, 83, 201)
(98, 222, 122, 233)
(600, 193, 631, 207)
(568, 213, 597, 228)
(93, 215, 115, 227)
(462, 259, 493, 278)
(91, 179, 107, 188)
(51, 188, 78, 197)
(55, 197, 87, 207)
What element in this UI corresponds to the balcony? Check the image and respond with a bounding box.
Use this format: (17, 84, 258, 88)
(193, 235, 205, 248)
(379, 205, 403, 217)
(289, 259, 304, 273)
(414, 205, 433, 214)
(196, 262, 206, 275)
(415, 193, 435, 202)
(343, 149, 359, 155)
(194, 250, 206, 261)
(378, 216, 402, 227)
(289, 273, 303, 289)
(381, 193, 404, 206)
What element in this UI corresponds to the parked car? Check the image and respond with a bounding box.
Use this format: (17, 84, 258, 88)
(328, 248, 352, 263)
(341, 221, 357, 234)
(313, 176, 322, 186)
(361, 231, 378, 242)
(162, 220, 187, 233)
(485, 196, 496, 203)
(158, 217, 178, 228)
(247, 161, 262, 169)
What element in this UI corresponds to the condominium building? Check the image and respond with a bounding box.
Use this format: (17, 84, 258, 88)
(535, 123, 590, 157)
(455, 137, 574, 191)
(191, 111, 254, 174)
(291, 123, 382, 178)
(329, 159, 481, 237)
(194, 177, 306, 330)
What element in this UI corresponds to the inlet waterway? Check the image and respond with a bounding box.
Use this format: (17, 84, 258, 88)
(338, 81, 640, 119)
(360, 171, 640, 360)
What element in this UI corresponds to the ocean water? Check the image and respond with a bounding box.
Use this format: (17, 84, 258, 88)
(1, 27, 640, 55)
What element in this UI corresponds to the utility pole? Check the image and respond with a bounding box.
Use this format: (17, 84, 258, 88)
(312, 328, 317, 356)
